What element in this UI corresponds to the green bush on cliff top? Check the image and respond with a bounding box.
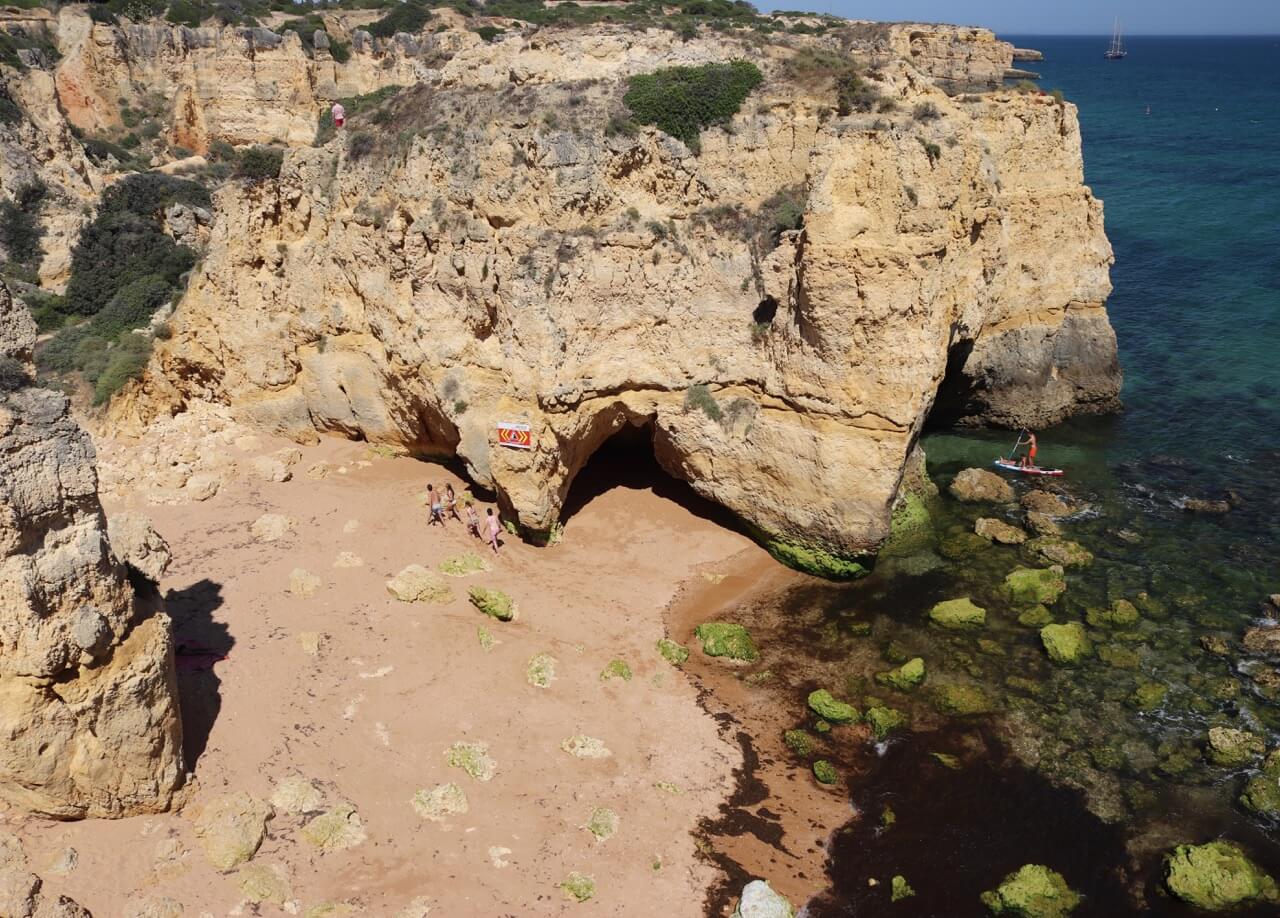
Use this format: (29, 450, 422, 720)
(623, 60, 763, 153)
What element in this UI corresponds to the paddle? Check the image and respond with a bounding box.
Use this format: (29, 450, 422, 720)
(1005, 434, 1025, 461)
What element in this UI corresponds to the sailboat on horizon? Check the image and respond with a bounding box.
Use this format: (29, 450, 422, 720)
(1105, 18, 1128, 59)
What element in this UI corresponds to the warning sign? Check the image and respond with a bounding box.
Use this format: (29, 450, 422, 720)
(496, 422, 532, 450)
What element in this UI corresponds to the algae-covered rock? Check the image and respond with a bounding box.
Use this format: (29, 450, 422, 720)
(866, 706, 908, 741)
(194, 791, 272, 871)
(981, 864, 1080, 917)
(1040, 623, 1091, 664)
(813, 760, 839, 785)
(561, 735, 611, 759)
(976, 517, 1027, 545)
(527, 652, 557, 688)
(1164, 840, 1279, 910)
(733, 879, 795, 918)
(386, 565, 454, 603)
(1241, 769, 1280, 818)
(1097, 644, 1139, 669)
(932, 684, 993, 716)
(237, 862, 292, 905)
(808, 689, 858, 724)
(1021, 490, 1072, 517)
(695, 623, 759, 661)
(929, 598, 987, 630)
(600, 659, 632, 682)
(584, 807, 618, 842)
(941, 531, 990, 560)
(888, 492, 933, 552)
(1205, 727, 1264, 768)
(931, 752, 962, 769)
(1086, 599, 1139, 629)
(877, 657, 926, 692)
(892, 875, 916, 902)
(270, 776, 324, 816)
(300, 804, 366, 852)
(1025, 511, 1061, 536)
(1129, 680, 1167, 711)
(783, 729, 815, 758)
(978, 639, 1006, 657)
(446, 741, 497, 780)
(412, 783, 468, 822)
(469, 586, 516, 621)
(1027, 537, 1093, 569)
(560, 871, 596, 903)
(1017, 605, 1053, 628)
(1005, 566, 1067, 605)
(657, 638, 690, 665)
(951, 468, 1014, 503)
(439, 552, 491, 576)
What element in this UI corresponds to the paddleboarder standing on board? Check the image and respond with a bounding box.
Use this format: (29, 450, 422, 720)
(1016, 429, 1038, 469)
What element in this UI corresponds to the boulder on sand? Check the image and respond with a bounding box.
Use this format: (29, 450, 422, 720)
(950, 468, 1014, 504)
(386, 566, 454, 604)
(193, 792, 271, 871)
(733, 879, 795, 918)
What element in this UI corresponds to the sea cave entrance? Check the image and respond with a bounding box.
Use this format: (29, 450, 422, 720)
(558, 418, 739, 534)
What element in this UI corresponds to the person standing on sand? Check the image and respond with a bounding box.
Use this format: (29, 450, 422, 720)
(486, 507, 501, 554)
(445, 483, 461, 522)
(427, 484, 444, 526)
(465, 500, 481, 539)
(331, 101, 345, 129)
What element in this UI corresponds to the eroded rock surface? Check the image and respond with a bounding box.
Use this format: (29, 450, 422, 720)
(0, 286, 183, 818)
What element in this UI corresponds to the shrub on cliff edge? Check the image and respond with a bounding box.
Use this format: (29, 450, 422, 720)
(623, 60, 763, 153)
(235, 145, 284, 181)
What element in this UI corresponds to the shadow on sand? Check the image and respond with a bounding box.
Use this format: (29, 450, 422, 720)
(165, 578, 232, 771)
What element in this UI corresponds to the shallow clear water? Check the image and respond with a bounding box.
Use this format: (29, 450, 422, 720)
(777, 36, 1280, 916)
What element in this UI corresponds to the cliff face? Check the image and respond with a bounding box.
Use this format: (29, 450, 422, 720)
(0, 281, 184, 818)
(117, 25, 1119, 574)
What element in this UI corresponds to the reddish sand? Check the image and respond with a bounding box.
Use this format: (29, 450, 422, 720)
(4, 429, 857, 915)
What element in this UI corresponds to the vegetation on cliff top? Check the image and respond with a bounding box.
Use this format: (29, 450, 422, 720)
(623, 60, 763, 152)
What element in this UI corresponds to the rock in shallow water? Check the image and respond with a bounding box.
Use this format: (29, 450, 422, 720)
(694, 622, 758, 661)
(950, 468, 1015, 504)
(1164, 840, 1279, 910)
(1040, 622, 1091, 665)
(929, 598, 987, 630)
(980, 863, 1080, 917)
(733, 879, 794, 917)
(975, 517, 1027, 544)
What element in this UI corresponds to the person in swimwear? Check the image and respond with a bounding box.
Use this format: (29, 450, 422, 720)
(464, 499, 481, 539)
(445, 483, 461, 522)
(426, 483, 444, 526)
(486, 507, 501, 554)
(1019, 430, 1038, 469)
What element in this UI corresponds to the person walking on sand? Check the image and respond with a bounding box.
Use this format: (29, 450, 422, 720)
(331, 101, 345, 130)
(426, 484, 444, 526)
(465, 500, 481, 539)
(445, 483, 461, 522)
(486, 507, 501, 554)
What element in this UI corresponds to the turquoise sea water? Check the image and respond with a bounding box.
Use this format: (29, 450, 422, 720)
(750, 37, 1280, 916)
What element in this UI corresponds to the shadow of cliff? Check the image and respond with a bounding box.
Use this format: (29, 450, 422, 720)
(166, 579, 232, 772)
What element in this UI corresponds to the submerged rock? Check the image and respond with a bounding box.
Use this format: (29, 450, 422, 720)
(929, 598, 987, 630)
(1129, 680, 1167, 711)
(1242, 625, 1280, 657)
(976, 517, 1027, 545)
(1025, 511, 1061, 537)
(931, 683, 994, 716)
(1005, 566, 1067, 605)
(866, 706, 908, 740)
(1085, 599, 1139, 629)
(1040, 622, 1091, 664)
(951, 468, 1014, 503)
(892, 875, 916, 902)
(1164, 840, 1279, 910)
(1240, 754, 1280, 816)
(1205, 727, 1264, 768)
(733, 879, 795, 918)
(695, 623, 759, 662)
(980, 864, 1081, 917)
(1021, 490, 1072, 517)
(807, 689, 858, 724)
(1017, 605, 1053, 628)
(940, 531, 991, 560)
(876, 657, 926, 692)
(1026, 537, 1093, 568)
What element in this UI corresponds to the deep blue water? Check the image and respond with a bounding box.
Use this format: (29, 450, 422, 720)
(970, 36, 1280, 463)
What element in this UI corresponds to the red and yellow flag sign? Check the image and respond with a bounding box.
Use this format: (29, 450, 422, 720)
(496, 422, 532, 450)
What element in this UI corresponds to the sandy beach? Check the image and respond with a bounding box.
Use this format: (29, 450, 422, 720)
(0, 424, 837, 916)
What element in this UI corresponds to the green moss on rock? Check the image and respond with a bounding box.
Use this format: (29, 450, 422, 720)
(1005, 566, 1067, 605)
(560, 871, 596, 902)
(1205, 726, 1264, 768)
(1040, 622, 1091, 665)
(1241, 770, 1280, 817)
(931, 683, 993, 716)
(761, 533, 872, 579)
(1026, 537, 1093, 569)
(866, 705, 908, 741)
(600, 659, 632, 682)
(469, 586, 516, 621)
(813, 759, 839, 785)
(940, 531, 990, 560)
(1129, 680, 1167, 711)
(657, 638, 689, 665)
(929, 598, 987, 630)
(584, 807, 618, 842)
(439, 552, 491, 576)
(1164, 840, 1279, 910)
(1017, 605, 1053, 628)
(808, 689, 858, 724)
(1086, 599, 1140, 629)
(695, 622, 759, 661)
(887, 492, 933, 552)
(876, 657, 926, 692)
(446, 741, 497, 781)
(892, 874, 916, 902)
(980, 864, 1081, 917)
(783, 729, 814, 758)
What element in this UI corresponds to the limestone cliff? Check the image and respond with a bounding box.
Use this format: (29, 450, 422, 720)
(0, 280, 184, 818)
(112, 23, 1119, 575)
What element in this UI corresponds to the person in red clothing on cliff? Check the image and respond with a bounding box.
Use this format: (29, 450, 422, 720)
(331, 101, 345, 129)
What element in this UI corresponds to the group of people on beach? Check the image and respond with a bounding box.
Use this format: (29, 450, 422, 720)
(425, 482, 503, 553)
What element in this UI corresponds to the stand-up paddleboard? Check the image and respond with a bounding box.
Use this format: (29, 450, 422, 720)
(993, 458, 1064, 477)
